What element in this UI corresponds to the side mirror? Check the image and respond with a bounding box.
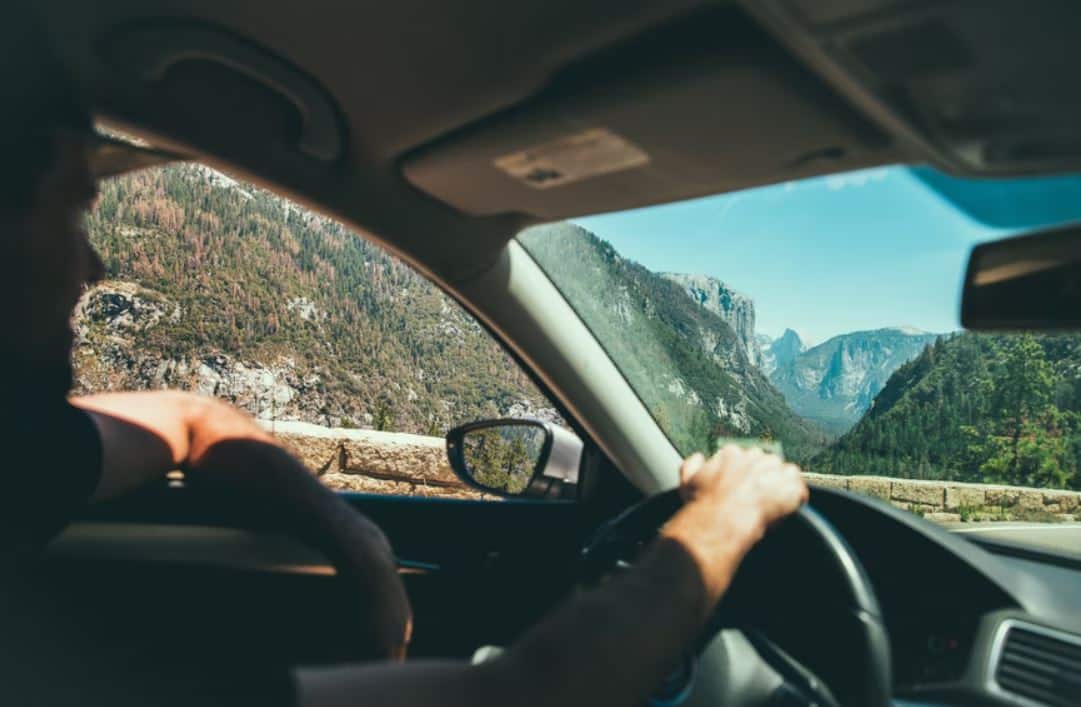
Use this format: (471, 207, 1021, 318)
(961, 224, 1081, 330)
(446, 419, 582, 499)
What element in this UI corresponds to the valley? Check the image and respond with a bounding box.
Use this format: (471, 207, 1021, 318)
(78, 162, 1081, 493)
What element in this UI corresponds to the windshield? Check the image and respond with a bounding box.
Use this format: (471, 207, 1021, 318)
(518, 165, 1081, 554)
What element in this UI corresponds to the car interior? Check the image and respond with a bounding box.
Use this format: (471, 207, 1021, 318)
(17, 1, 1081, 705)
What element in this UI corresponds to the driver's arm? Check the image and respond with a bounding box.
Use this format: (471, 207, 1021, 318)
(71, 389, 412, 660)
(297, 446, 807, 707)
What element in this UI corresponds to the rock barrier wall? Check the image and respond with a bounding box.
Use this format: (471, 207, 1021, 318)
(804, 473, 1080, 522)
(264, 421, 1080, 519)
(262, 420, 483, 499)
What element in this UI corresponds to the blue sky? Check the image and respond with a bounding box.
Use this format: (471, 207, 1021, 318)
(572, 165, 1081, 344)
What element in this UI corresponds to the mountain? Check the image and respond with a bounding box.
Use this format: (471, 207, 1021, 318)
(813, 333, 1081, 490)
(765, 327, 941, 436)
(760, 328, 806, 376)
(661, 274, 760, 367)
(78, 164, 825, 459)
(519, 224, 826, 461)
(75, 164, 558, 433)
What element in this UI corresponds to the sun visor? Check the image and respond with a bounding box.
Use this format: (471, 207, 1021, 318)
(401, 13, 898, 220)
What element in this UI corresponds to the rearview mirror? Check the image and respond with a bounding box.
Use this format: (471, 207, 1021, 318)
(446, 419, 582, 499)
(961, 224, 1081, 330)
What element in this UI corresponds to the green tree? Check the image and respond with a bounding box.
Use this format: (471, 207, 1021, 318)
(373, 398, 394, 431)
(988, 336, 1055, 483)
(813, 333, 1081, 490)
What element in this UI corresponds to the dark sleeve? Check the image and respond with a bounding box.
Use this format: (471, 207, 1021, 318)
(1, 572, 299, 707)
(0, 400, 102, 551)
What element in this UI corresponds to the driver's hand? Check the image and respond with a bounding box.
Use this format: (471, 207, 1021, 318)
(663, 445, 808, 614)
(679, 445, 808, 538)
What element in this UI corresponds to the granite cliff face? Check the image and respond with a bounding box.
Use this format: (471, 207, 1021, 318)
(662, 273, 760, 367)
(73, 281, 561, 429)
(565, 238, 934, 448)
(519, 224, 825, 460)
(75, 283, 376, 426)
(759, 328, 806, 376)
(768, 327, 940, 435)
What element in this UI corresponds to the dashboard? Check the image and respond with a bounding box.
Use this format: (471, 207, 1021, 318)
(811, 487, 1081, 706)
(38, 485, 1081, 707)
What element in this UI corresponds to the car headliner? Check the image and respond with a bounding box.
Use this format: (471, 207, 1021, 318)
(35, 0, 1081, 289)
(35, 0, 911, 286)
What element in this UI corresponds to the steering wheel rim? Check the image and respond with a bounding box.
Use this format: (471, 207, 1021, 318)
(581, 489, 893, 707)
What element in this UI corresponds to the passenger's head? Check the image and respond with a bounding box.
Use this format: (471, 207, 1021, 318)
(1, 4, 105, 394)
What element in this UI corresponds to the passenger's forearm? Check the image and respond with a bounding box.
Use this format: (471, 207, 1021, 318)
(78, 391, 407, 656)
(83, 391, 388, 573)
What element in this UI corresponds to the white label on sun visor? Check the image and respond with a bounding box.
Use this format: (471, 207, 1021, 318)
(493, 128, 650, 189)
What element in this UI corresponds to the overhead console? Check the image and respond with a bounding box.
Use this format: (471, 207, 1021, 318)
(743, 0, 1081, 177)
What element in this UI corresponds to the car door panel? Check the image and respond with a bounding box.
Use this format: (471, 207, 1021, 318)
(41, 487, 587, 663)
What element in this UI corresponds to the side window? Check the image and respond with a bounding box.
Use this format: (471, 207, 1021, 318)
(76, 163, 563, 499)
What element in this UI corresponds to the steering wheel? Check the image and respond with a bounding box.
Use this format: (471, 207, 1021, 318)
(581, 489, 892, 707)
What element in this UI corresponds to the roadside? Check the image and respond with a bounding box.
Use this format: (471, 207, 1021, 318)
(253, 423, 1081, 543)
(804, 472, 1079, 524)
(943, 522, 1081, 559)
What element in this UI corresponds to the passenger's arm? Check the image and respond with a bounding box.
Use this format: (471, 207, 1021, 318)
(71, 390, 412, 659)
(297, 447, 808, 707)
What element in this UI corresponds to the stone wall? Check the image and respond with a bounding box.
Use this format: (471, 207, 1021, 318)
(262, 420, 484, 499)
(263, 421, 1080, 519)
(804, 473, 1080, 523)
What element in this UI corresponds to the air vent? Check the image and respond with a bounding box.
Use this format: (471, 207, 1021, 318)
(991, 621, 1081, 707)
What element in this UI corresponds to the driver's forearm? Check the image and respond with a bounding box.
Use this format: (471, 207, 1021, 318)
(501, 512, 755, 707)
(298, 506, 755, 707)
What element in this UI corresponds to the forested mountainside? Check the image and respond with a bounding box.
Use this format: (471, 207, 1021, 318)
(519, 224, 826, 461)
(813, 333, 1081, 490)
(75, 164, 556, 433)
(766, 327, 941, 435)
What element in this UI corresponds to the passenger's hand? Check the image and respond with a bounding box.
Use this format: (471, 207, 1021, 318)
(662, 445, 808, 614)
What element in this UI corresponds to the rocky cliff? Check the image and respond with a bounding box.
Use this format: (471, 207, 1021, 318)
(519, 223, 825, 459)
(75, 281, 333, 421)
(759, 328, 806, 376)
(769, 327, 940, 435)
(662, 273, 760, 367)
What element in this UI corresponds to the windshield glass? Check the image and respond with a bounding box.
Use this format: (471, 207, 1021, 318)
(518, 165, 1081, 553)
